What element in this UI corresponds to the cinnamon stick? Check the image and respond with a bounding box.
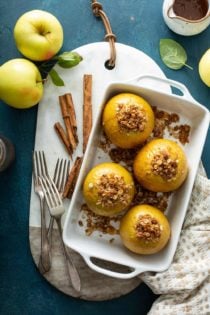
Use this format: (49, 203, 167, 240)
(63, 156, 83, 199)
(83, 74, 92, 153)
(59, 95, 77, 151)
(64, 93, 78, 144)
(54, 122, 72, 157)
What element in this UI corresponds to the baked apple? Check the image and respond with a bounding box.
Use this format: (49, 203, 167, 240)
(83, 162, 135, 216)
(102, 93, 155, 149)
(133, 138, 188, 192)
(120, 204, 171, 254)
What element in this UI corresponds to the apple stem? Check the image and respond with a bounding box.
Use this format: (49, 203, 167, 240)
(37, 79, 47, 84)
(184, 63, 193, 70)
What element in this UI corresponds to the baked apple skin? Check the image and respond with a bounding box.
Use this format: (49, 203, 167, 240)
(120, 204, 171, 255)
(102, 93, 155, 149)
(133, 138, 188, 192)
(83, 162, 135, 217)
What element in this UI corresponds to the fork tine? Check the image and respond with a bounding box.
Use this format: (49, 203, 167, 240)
(61, 159, 70, 193)
(39, 151, 49, 177)
(64, 160, 70, 190)
(37, 152, 42, 176)
(33, 151, 48, 177)
(53, 158, 60, 184)
(33, 152, 38, 179)
(39, 151, 44, 176)
(60, 160, 67, 192)
(53, 158, 62, 191)
(40, 175, 62, 206)
(37, 152, 43, 177)
(53, 158, 70, 193)
(39, 177, 53, 208)
(42, 151, 49, 176)
(35, 151, 41, 177)
(46, 176, 61, 206)
(57, 159, 64, 191)
(60, 159, 70, 195)
(39, 177, 54, 208)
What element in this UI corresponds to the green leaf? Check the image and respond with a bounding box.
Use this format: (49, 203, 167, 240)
(159, 39, 192, 70)
(49, 69, 64, 86)
(56, 51, 83, 68)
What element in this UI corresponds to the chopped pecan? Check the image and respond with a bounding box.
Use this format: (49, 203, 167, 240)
(151, 151, 178, 181)
(116, 102, 147, 133)
(135, 214, 161, 241)
(96, 173, 132, 207)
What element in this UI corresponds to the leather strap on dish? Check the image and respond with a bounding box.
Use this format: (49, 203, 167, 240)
(91, 0, 116, 67)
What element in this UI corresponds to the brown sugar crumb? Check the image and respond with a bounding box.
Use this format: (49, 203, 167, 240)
(168, 124, 191, 145)
(98, 132, 112, 153)
(96, 173, 132, 207)
(152, 106, 190, 144)
(152, 119, 166, 138)
(116, 103, 147, 133)
(78, 220, 83, 227)
(135, 214, 161, 241)
(81, 204, 121, 236)
(109, 146, 140, 167)
(132, 184, 171, 211)
(154, 108, 179, 124)
(151, 151, 178, 181)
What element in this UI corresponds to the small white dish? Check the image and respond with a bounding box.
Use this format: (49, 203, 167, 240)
(63, 74, 209, 279)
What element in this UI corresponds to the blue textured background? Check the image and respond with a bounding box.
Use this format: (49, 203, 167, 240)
(0, 1, 209, 314)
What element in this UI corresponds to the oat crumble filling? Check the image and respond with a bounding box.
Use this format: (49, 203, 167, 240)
(151, 150, 178, 181)
(81, 204, 120, 236)
(94, 173, 132, 207)
(135, 214, 161, 241)
(116, 102, 147, 133)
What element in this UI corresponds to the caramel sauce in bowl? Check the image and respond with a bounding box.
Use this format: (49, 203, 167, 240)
(163, 0, 210, 35)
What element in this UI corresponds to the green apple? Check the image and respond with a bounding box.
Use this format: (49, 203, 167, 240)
(14, 10, 63, 61)
(199, 49, 210, 87)
(0, 58, 44, 109)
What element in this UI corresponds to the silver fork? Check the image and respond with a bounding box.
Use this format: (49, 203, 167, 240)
(33, 151, 51, 274)
(47, 159, 70, 247)
(39, 166, 81, 292)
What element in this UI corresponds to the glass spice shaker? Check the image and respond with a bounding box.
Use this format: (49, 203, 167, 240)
(0, 136, 15, 172)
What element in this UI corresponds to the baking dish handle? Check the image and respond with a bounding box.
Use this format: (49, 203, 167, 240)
(81, 254, 145, 279)
(127, 74, 195, 101)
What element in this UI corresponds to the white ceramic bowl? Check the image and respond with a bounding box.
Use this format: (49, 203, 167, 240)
(63, 75, 209, 279)
(162, 0, 210, 36)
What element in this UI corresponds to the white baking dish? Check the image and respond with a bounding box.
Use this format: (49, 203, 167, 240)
(63, 75, 209, 279)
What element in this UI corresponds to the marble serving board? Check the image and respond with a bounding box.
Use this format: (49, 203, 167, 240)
(29, 42, 170, 300)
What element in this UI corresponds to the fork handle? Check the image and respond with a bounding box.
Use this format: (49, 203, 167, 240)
(47, 216, 54, 249)
(55, 218, 81, 292)
(39, 198, 51, 273)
